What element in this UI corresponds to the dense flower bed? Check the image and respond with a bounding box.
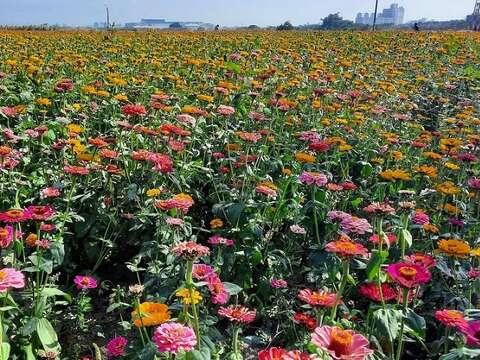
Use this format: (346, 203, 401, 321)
(0, 29, 479, 360)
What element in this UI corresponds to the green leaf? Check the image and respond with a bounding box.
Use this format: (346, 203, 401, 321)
(190, 348, 211, 360)
(223, 282, 243, 295)
(226, 62, 241, 74)
(1, 343, 10, 360)
(41, 287, 72, 302)
(366, 250, 388, 281)
(372, 308, 401, 343)
(401, 229, 413, 249)
(22, 344, 36, 360)
(21, 317, 39, 336)
(405, 309, 426, 339)
(36, 318, 61, 353)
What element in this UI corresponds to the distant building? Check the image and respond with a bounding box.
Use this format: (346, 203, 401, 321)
(124, 18, 215, 30)
(356, 3, 405, 26)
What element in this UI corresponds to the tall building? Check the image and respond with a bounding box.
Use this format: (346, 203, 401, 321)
(355, 3, 405, 26)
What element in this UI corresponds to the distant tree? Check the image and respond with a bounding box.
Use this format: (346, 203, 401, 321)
(169, 22, 183, 29)
(321, 13, 356, 30)
(277, 21, 294, 31)
(248, 25, 260, 29)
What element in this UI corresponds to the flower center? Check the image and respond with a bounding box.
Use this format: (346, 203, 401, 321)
(6, 210, 23, 218)
(0, 229, 8, 238)
(0, 270, 6, 281)
(329, 328, 353, 355)
(399, 266, 417, 278)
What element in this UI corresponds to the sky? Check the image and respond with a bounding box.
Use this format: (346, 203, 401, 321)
(0, 0, 476, 27)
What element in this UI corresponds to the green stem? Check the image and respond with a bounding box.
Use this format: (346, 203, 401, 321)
(395, 288, 409, 360)
(330, 261, 349, 321)
(232, 325, 240, 359)
(312, 187, 321, 246)
(444, 326, 450, 354)
(186, 260, 201, 350)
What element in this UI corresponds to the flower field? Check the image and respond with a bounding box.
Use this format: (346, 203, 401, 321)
(0, 29, 480, 359)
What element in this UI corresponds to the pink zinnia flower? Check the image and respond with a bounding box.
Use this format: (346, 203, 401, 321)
(290, 224, 306, 234)
(411, 212, 429, 225)
(369, 233, 396, 246)
(166, 217, 184, 226)
(435, 309, 467, 328)
(41, 187, 61, 198)
(207, 275, 229, 304)
(152, 322, 197, 354)
(299, 171, 328, 186)
(192, 264, 215, 280)
(312, 326, 373, 360)
(404, 253, 436, 268)
(216, 105, 235, 116)
(176, 114, 196, 127)
(325, 236, 369, 259)
(208, 234, 234, 247)
(386, 262, 431, 288)
(270, 278, 288, 289)
(172, 241, 210, 259)
(0, 268, 25, 292)
(106, 336, 128, 357)
(218, 305, 256, 324)
(459, 321, 480, 346)
(298, 289, 338, 308)
(74, 275, 98, 290)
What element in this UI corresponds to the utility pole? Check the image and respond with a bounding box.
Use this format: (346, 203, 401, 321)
(105, 5, 110, 29)
(372, 0, 379, 31)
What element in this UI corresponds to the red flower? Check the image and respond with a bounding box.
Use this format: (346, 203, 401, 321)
(64, 165, 89, 176)
(258, 347, 286, 360)
(0, 209, 30, 223)
(298, 289, 338, 308)
(435, 309, 467, 328)
(122, 104, 147, 116)
(325, 235, 368, 259)
(358, 283, 397, 303)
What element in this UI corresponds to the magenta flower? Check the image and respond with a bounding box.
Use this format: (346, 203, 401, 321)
(206, 274, 229, 304)
(216, 105, 235, 116)
(459, 320, 480, 346)
(386, 262, 431, 289)
(0, 268, 25, 292)
(106, 336, 128, 357)
(468, 177, 480, 190)
(218, 305, 256, 323)
(152, 322, 197, 354)
(74, 275, 98, 290)
(208, 234, 234, 247)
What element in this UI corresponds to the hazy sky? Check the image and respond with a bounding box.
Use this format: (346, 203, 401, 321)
(0, 0, 475, 27)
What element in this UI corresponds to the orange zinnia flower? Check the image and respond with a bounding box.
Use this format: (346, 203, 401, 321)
(131, 302, 170, 328)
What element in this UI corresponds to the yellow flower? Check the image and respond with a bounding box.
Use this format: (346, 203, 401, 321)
(295, 152, 316, 164)
(415, 165, 438, 178)
(470, 248, 480, 257)
(131, 302, 170, 328)
(443, 203, 460, 215)
(67, 124, 84, 134)
(210, 218, 223, 229)
(114, 94, 128, 102)
(436, 239, 470, 258)
(339, 144, 352, 152)
(176, 288, 202, 305)
(444, 162, 460, 171)
(72, 103, 82, 112)
(282, 168, 292, 175)
(435, 181, 460, 196)
(36, 98, 51, 106)
(197, 94, 214, 103)
(379, 169, 411, 181)
(423, 223, 439, 233)
(147, 188, 161, 197)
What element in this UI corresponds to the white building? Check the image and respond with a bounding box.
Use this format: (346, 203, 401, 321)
(355, 3, 405, 26)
